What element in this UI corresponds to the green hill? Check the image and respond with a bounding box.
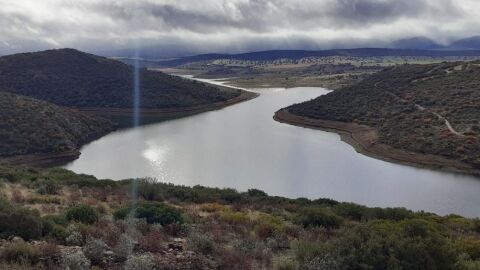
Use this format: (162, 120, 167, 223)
(0, 92, 114, 158)
(0, 49, 239, 108)
(285, 61, 480, 169)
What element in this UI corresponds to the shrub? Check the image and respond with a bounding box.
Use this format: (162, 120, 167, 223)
(61, 251, 90, 270)
(0, 205, 43, 240)
(11, 189, 25, 203)
(137, 178, 163, 201)
(274, 257, 299, 270)
(217, 247, 252, 270)
(138, 229, 165, 253)
(295, 208, 343, 229)
(125, 254, 155, 270)
(247, 189, 267, 197)
(1, 241, 41, 264)
(65, 224, 84, 246)
(38, 242, 61, 262)
(200, 202, 226, 213)
(114, 234, 134, 261)
(292, 240, 325, 264)
(219, 209, 250, 225)
(220, 188, 242, 203)
(188, 230, 215, 255)
(42, 215, 69, 241)
(254, 214, 285, 239)
(66, 205, 99, 224)
(35, 179, 60, 195)
(334, 203, 370, 221)
(114, 202, 183, 225)
(83, 238, 107, 264)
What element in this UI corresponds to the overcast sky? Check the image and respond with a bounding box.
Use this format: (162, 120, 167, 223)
(1, 0, 479, 57)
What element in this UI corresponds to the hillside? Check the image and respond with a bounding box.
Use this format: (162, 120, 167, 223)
(278, 61, 480, 173)
(0, 49, 240, 109)
(0, 165, 480, 269)
(0, 92, 115, 162)
(156, 48, 480, 67)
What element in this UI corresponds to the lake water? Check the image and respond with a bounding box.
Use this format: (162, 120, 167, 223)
(64, 79, 480, 217)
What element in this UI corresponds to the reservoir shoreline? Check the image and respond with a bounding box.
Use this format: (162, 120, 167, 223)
(274, 109, 480, 177)
(2, 86, 258, 167)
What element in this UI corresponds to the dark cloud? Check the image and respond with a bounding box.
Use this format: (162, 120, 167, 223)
(0, 0, 477, 56)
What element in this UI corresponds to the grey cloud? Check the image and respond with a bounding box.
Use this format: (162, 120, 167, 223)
(0, 0, 477, 56)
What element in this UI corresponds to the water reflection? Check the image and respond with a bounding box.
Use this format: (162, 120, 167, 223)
(65, 84, 480, 217)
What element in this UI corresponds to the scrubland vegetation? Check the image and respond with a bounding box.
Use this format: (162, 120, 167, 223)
(0, 92, 115, 157)
(0, 49, 244, 161)
(0, 49, 239, 109)
(0, 165, 480, 269)
(288, 61, 480, 169)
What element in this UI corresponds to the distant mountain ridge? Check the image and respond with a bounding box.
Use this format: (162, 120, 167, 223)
(156, 48, 480, 67)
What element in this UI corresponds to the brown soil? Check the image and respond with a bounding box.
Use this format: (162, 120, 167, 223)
(274, 109, 480, 177)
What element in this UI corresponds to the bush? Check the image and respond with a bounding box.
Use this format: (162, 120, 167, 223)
(247, 189, 267, 197)
(254, 215, 284, 239)
(200, 203, 226, 213)
(114, 202, 183, 225)
(41, 216, 69, 240)
(295, 208, 343, 229)
(61, 251, 90, 270)
(0, 205, 43, 240)
(274, 257, 299, 270)
(1, 241, 41, 264)
(83, 238, 107, 264)
(125, 254, 155, 270)
(219, 209, 250, 225)
(334, 203, 370, 221)
(35, 179, 60, 195)
(188, 230, 215, 254)
(292, 240, 325, 264)
(137, 178, 163, 201)
(138, 229, 165, 253)
(114, 234, 134, 261)
(66, 204, 99, 224)
(220, 188, 242, 203)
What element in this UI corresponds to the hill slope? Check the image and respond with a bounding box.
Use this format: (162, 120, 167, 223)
(0, 92, 114, 161)
(156, 48, 480, 67)
(279, 61, 480, 173)
(0, 49, 240, 108)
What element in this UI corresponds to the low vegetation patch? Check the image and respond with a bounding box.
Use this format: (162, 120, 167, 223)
(0, 165, 480, 269)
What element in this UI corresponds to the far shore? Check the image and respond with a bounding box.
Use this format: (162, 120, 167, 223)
(2, 83, 258, 168)
(274, 109, 480, 177)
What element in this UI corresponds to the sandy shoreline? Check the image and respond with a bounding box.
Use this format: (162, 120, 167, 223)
(274, 109, 480, 177)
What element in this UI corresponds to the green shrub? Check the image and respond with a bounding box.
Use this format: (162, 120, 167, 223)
(273, 257, 299, 270)
(334, 203, 370, 221)
(247, 189, 267, 197)
(220, 188, 242, 203)
(114, 201, 183, 225)
(295, 208, 343, 229)
(66, 205, 99, 224)
(34, 179, 60, 195)
(292, 240, 325, 264)
(188, 230, 215, 254)
(137, 178, 163, 201)
(0, 205, 43, 240)
(254, 214, 285, 239)
(1, 241, 41, 264)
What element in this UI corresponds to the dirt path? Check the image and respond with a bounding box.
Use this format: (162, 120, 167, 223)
(274, 109, 479, 176)
(379, 82, 465, 137)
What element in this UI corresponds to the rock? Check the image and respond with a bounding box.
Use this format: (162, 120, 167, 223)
(168, 243, 183, 251)
(11, 236, 24, 243)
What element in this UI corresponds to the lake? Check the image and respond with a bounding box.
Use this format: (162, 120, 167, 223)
(65, 79, 480, 217)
